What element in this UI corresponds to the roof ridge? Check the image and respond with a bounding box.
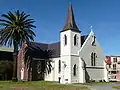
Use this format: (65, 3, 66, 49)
(29, 41, 60, 45)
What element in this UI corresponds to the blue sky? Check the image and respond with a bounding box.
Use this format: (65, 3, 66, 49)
(0, 0, 120, 55)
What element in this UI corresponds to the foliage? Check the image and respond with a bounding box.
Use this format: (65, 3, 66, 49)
(0, 60, 13, 74)
(0, 10, 36, 81)
(0, 10, 36, 47)
(0, 60, 13, 80)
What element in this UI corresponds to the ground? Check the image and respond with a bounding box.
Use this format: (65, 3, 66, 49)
(0, 81, 90, 90)
(86, 82, 120, 90)
(1, 81, 120, 90)
(88, 83, 116, 90)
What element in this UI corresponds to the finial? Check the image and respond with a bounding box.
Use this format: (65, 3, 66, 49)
(90, 25, 93, 31)
(69, 1, 71, 4)
(89, 25, 94, 35)
(68, 0, 72, 5)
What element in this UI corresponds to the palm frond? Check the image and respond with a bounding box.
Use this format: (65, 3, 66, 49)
(0, 10, 36, 48)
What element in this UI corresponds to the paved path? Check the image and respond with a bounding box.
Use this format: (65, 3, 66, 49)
(88, 83, 119, 90)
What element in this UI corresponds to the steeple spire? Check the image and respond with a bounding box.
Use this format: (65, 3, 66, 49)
(61, 4, 80, 32)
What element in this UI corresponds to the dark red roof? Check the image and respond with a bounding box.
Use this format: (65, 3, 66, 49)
(105, 56, 111, 65)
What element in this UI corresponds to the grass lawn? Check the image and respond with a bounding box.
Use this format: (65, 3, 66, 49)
(84, 82, 112, 86)
(0, 81, 90, 90)
(74, 82, 112, 86)
(112, 86, 120, 89)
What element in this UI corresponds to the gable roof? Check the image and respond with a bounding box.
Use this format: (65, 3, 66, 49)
(48, 42, 60, 58)
(27, 42, 60, 58)
(26, 35, 87, 58)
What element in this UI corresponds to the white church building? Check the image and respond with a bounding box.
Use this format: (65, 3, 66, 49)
(17, 4, 108, 84)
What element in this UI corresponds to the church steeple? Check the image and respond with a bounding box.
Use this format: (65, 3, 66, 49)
(61, 4, 80, 32)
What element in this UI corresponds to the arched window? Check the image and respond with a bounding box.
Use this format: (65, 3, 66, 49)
(73, 64, 77, 76)
(91, 52, 96, 66)
(91, 52, 94, 66)
(74, 34, 77, 46)
(58, 60, 61, 73)
(92, 36, 96, 46)
(64, 35, 67, 45)
(93, 53, 96, 66)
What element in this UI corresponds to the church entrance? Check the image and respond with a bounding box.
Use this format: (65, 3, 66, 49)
(31, 59, 45, 81)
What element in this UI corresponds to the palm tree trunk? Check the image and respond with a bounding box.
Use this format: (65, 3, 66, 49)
(12, 41, 18, 82)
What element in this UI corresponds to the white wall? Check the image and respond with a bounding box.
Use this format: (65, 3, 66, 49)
(79, 31, 107, 82)
(70, 31, 81, 55)
(79, 57, 86, 83)
(85, 68, 104, 81)
(60, 30, 81, 56)
(45, 30, 108, 83)
(61, 56, 71, 83)
(45, 57, 61, 82)
(71, 55, 79, 83)
(60, 30, 71, 56)
(60, 30, 81, 83)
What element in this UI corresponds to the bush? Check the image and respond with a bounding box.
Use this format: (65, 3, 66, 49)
(103, 80, 106, 82)
(92, 80, 95, 82)
(99, 80, 102, 82)
(89, 79, 95, 83)
(0, 60, 13, 80)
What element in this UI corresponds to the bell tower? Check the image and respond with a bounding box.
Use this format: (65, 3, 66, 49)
(60, 4, 81, 83)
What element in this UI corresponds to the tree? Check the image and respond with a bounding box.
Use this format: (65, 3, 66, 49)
(0, 10, 36, 81)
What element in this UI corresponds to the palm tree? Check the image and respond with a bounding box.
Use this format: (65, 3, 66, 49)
(0, 10, 36, 81)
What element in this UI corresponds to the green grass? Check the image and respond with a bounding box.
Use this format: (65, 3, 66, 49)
(0, 81, 90, 90)
(74, 82, 112, 86)
(112, 86, 120, 89)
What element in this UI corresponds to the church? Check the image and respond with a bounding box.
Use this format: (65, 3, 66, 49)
(17, 4, 108, 84)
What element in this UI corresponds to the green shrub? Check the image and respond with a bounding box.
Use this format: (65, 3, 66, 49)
(0, 60, 13, 80)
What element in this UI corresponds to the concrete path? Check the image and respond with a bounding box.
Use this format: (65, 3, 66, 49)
(88, 83, 119, 90)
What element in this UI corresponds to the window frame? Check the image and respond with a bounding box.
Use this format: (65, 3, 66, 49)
(113, 58, 117, 63)
(91, 52, 94, 66)
(64, 35, 67, 45)
(91, 52, 96, 66)
(113, 64, 116, 70)
(74, 34, 78, 46)
(58, 60, 61, 73)
(73, 64, 77, 76)
(92, 36, 96, 46)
